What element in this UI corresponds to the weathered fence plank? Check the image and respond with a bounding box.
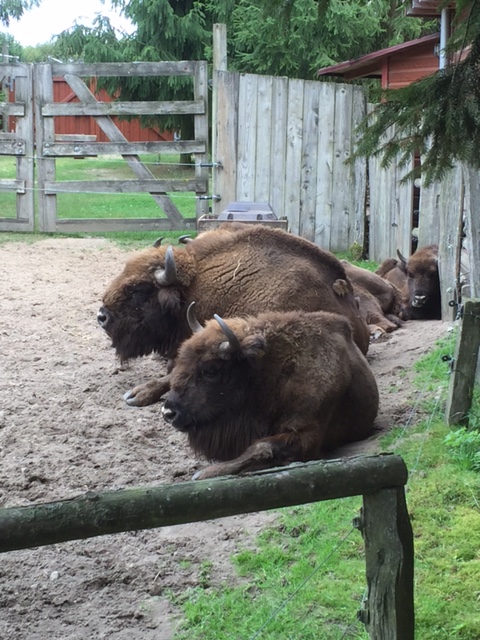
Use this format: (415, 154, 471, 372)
(51, 61, 197, 77)
(361, 487, 415, 640)
(237, 73, 259, 201)
(284, 78, 304, 234)
(315, 81, 335, 248)
(298, 80, 320, 242)
(44, 179, 207, 194)
(0, 454, 407, 553)
(446, 299, 480, 426)
(269, 75, 288, 220)
(42, 100, 205, 117)
(254, 74, 274, 203)
(43, 140, 206, 157)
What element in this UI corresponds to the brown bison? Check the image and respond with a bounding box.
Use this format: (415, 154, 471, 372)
(341, 261, 404, 336)
(98, 224, 370, 406)
(376, 244, 441, 320)
(162, 308, 379, 479)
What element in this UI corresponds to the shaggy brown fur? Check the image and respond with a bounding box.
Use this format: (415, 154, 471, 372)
(341, 261, 404, 335)
(162, 310, 379, 479)
(98, 224, 370, 405)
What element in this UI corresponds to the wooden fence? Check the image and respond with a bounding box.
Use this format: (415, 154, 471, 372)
(0, 60, 210, 233)
(0, 454, 414, 639)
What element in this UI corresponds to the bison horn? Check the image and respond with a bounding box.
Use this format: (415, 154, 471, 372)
(153, 237, 164, 248)
(214, 314, 241, 352)
(154, 245, 177, 286)
(187, 302, 204, 334)
(178, 235, 192, 244)
(397, 249, 408, 265)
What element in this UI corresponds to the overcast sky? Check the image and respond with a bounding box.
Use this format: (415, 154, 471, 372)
(2, 0, 134, 47)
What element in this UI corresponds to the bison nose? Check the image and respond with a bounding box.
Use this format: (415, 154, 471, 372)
(97, 306, 113, 330)
(412, 294, 427, 308)
(162, 403, 177, 424)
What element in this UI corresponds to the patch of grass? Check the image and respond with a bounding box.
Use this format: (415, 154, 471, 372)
(0, 154, 198, 223)
(171, 331, 480, 640)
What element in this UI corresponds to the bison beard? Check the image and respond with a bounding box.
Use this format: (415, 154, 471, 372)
(98, 224, 370, 406)
(162, 309, 379, 480)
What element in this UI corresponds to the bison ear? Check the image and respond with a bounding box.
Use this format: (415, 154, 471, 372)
(240, 334, 267, 362)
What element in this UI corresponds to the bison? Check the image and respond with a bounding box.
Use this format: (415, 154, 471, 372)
(161, 307, 379, 479)
(98, 224, 370, 406)
(376, 244, 441, 320)
(341, 261, 404, 336)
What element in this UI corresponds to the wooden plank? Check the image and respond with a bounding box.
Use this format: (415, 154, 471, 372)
(254, 74, 274, 203)
(0, 454, 408, 552)
(56, 217, 198, 233)
(0, 179, 26, 192)
(236, 73, 259, 201)
(463, 166, 480, 299)
(35, 64, 57, 232)
(330, 84, 354, 252)
(269, 75, 288, 220)
(446, 299, 480, 425)
(0, 140, 25, 155)
(193, 60, 209, 221)
(51, 61, 197, 78)
(361, 487, 414, 640)
(42, 99, 205, 117)
(394, 158, 415, 258)
(212, 70, 239, 214)
(299, 80, 320, 242)
(211, 24, 228, 212)
(315, 82, 335, 248)
(43, 140, 206, 157)
(45, 179, 207, 194)
(351, 86, 368, 250)
(0, 102, 25, 116)
(437, 165, 463, 319)
(63, 72, 185, 226)
(284, 78, 304, 235)
(55, 134, 97, 142)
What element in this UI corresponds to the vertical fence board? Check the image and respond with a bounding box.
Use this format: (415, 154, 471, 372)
(299, 81, 320, 242)
(362, 487, 414, 640)
(394, 156, 415, 258)
(284, 79, 304, 235)
(213, 70, 239, 215)
(35, 63, 57, 233)
(236, 74, 259, 201)
(315, 82, 335, 248)
(351, 86, 367, 250)
(269, 76, 288, 219)
(463, 167, 480, 299)
(446, 299, 480, 426)
(194, 61, 209, 221)
(254, 75, 274, 203)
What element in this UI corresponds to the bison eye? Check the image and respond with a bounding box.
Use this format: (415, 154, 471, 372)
(199, 363, 222, 381)
(130, 282, 155, 304)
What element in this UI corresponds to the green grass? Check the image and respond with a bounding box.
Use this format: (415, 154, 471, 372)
(171, 331, 480, 640)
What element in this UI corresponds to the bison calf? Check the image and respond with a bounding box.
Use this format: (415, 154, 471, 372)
(162, 308, 379, 480)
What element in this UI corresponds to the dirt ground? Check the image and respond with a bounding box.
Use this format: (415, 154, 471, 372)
(0, 238, 451, 639)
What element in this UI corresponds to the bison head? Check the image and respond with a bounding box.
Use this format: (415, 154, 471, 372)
(98, 244, 194, 362)
(397, 245, 441, 319)
(162, 306, 266, 458)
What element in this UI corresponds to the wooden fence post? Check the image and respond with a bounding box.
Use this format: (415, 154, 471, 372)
(446, 299, 480, 426)
(359, 487, 414, 639)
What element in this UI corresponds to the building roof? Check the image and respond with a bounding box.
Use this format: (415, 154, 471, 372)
(316, 33, 440, 80)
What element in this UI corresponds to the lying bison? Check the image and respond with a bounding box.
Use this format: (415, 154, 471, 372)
(341, 261, 404, 336)
(98, 224, 370, 406)
(376, 244, 441, 320)
(162, 307, 379, 479)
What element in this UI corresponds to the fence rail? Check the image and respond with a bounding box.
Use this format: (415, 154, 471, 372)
(0, 454, 414, 639)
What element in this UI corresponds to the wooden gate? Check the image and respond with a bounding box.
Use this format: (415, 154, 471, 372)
(35, 61, 209, 233)
(0, 61, 209, 234)
(0, 63, 34, 232)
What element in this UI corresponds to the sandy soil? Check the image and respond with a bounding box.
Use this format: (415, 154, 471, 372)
(0, 238, 451, 639)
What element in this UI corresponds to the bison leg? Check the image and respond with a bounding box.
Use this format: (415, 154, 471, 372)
(192, 432, 312, 480)
(123, 375, 171, 406)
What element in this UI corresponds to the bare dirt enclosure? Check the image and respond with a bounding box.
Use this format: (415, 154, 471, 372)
(0, 238, 450, 639)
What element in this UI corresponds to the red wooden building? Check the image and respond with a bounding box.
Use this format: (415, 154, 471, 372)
(316, 32, 440, 89)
